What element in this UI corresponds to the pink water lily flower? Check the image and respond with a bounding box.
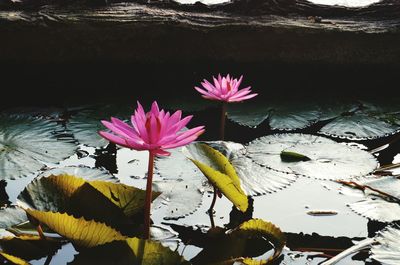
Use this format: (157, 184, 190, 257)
(99, 101, 205, 156)
(195, 74, 257, 102)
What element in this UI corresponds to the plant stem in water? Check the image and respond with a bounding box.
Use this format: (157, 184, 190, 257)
(220, 102, 227, 141)
(208, 186, 217, 228)
(144, 151, 155, 239)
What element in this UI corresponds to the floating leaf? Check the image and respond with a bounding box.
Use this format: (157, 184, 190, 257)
(227, 101, 320, 130)
(186, 219, 285, 265)
(349, 198, 400, 223)
(184, 143, 248, 212)
(24, 210, 125, 248)
(153, 180, 203, 220)
(229, 153, 296, 196)
(0, 115, 76, 179)
(0, 234, 62, 261)
(18, 174, 159, 235)
(246, 134, 378, 180)
(341, 176, 400, 222)
(37, 166, 118, 183)
(68, 106, 131, 148)
(371, 226, 400, 265)
(0, 251, 30, 265)
(71, 237, 189, 265)
(227, 103, 271, 128)
(0, 207, 28, 230)
(268, 104, 321, 131)
(319, 113, 400, 140)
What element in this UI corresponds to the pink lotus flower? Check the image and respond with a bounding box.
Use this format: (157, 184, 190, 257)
(99, 101, 205, 156)
(195, 74, 257, 102)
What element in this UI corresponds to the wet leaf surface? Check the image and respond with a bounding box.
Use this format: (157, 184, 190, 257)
(246, 133, 378, 180)
(371, 226, 400, 265)
(0, 115, 76, 180)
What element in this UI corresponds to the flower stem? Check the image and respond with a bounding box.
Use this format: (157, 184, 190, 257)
(220, 102, 227, 141)
(208, 186, 217, 228)
(144, 151, 155, 239)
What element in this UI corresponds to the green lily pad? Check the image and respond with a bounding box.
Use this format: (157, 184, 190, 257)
(246, 134, 378, 180)
(0, 115, 76, 180)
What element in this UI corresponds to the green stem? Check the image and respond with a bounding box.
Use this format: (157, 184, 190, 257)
(220, 102, 227, 141)
(144, 151, 155, 239)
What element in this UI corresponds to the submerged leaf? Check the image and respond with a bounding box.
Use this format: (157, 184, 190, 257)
(371, 226, 400, 265)
(349, 198, 400, 223)
(268, 104, 320, 131)
(247, 134, 377, 180)
(0, 115, 76, 179)
(24, 210, 125, 248)
(184, 143, 248, 212)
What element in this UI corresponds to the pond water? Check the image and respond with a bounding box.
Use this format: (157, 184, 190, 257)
(0, 97, 399, 264)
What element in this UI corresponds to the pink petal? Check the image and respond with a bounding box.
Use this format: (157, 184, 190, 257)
(175, 126, 205, 141)
(110, 117, 140, 139)
(151, 101, 160, 116)
(153, 149, 171, 156)
(98, 131, 129, 148)
(229, 93, 258, 102)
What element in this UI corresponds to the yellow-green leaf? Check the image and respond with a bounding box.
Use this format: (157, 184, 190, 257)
(125, 237, 189, 265)
(25, 210, 126, 248)
(0, 234, 62, 260)
(186, 143, 248, 212)
(89, 181, 160, 217)
(0, 251, 30, 265)
(234, 219, 286, 264)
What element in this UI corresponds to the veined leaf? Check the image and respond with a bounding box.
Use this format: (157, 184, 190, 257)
(18, 174, 159, 217)
(184, 143, 248, 212)
(0, 251, 30, 265)
(0, 234, 62, 261)
(184, 218, 285, 265)
(24, 210, 125, 248)
(0, 115, 76, 180)
(70, 237, 189, 265)
(125, 237, 189, 265)
(247, 134, 377, 180)
(371, 226, 400, 265)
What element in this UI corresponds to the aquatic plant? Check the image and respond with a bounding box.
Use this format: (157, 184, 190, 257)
(195, 74, 257, 220)
(99, 101, 204, 238)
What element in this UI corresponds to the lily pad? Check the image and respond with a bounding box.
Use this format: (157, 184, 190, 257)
(319, 113, 400, 140)
(37, 166, 118, 183)
(0, 115, 76, 180)
(246, 134, 378, 180)
(70, 237, 189, 265)
(154, 147, 207, 219)
(227, 103, 271, 128)
(25, 209, 126, 248)
(268, 104, 321, 131)
(68, 106, 131, 148)
(153, 180, 204, 220)
(227, 102, 320, 130)
(371, 226, 400, 265)
(17, 174, 159, 235)
(341, 176, 400, 222)
(0, 207, 28, 230)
